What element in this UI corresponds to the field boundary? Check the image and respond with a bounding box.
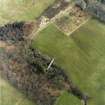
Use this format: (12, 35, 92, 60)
(29, 2, 75, 40)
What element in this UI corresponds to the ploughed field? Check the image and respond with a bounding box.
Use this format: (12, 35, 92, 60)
(32, 19, 105, 105)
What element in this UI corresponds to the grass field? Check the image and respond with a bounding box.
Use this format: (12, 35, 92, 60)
(0, 0, 56, 25)
(32, 19, 105, 105)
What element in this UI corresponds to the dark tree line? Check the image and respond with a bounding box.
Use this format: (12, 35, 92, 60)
(76, 0, 105, 22)
(0, 22, 25, 43)
(86, 2, 105, 22)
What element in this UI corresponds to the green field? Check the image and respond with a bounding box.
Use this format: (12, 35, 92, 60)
(32, 19, 105, 105)
(0, 0, 56, 25)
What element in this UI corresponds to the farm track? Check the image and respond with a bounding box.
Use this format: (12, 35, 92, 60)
(29, 2, 90, 40)
(29, 2, 75, 40)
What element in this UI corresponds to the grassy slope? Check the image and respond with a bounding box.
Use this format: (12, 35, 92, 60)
(32, 19, 105, 105)
(0, 76, 36, 105)
(55, 91, 81, 105)
(0, 0, 56, 24)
